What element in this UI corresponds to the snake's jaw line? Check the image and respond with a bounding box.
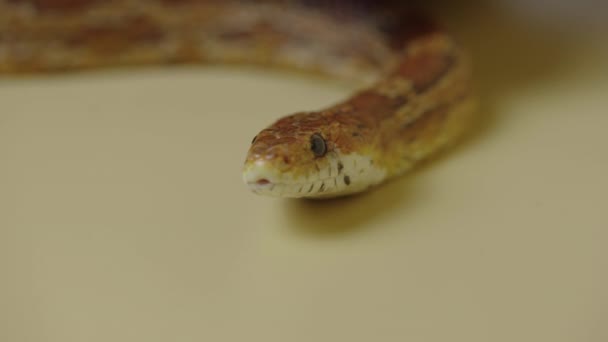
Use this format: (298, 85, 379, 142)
(243, 151, 388, 199)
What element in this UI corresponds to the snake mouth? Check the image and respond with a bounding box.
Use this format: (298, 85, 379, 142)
(247, 177, 275, 192)
(243, 152, 381, 198)
(246, 178, 275, 193)
(245, 174, 346, 198)
(254, 178, 271, 185)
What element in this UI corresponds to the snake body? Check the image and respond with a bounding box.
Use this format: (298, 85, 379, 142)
(0, 0, 475, 198)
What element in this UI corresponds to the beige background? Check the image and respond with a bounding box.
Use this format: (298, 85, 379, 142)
(1, 1, 607, 341)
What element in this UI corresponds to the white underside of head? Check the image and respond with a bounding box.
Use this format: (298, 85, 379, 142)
(243, 152, 387, 198)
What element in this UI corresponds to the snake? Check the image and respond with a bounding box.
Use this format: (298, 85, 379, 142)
(0, 0, 476, 198)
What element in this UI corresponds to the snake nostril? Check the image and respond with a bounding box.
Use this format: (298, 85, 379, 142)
(256, 178, 271, 185)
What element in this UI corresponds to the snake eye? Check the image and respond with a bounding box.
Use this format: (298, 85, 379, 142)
(310, 133, 327, 157)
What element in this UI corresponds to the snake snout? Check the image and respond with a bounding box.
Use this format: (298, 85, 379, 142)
(242, 159, 281, 193)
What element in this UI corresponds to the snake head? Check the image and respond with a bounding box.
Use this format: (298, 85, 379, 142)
(242, 111, 385, 198)
(243, 112, 335, 198)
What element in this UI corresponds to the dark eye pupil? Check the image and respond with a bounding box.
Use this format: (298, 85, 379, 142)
(310, 133, 327, 157)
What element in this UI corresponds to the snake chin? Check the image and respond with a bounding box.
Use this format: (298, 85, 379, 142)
(243, 153, 387, 199)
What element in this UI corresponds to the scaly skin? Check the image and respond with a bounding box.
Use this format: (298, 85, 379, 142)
(0, 0, 476, 198)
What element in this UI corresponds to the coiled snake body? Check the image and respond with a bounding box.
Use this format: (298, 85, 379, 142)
(0, 0, 476, 198)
